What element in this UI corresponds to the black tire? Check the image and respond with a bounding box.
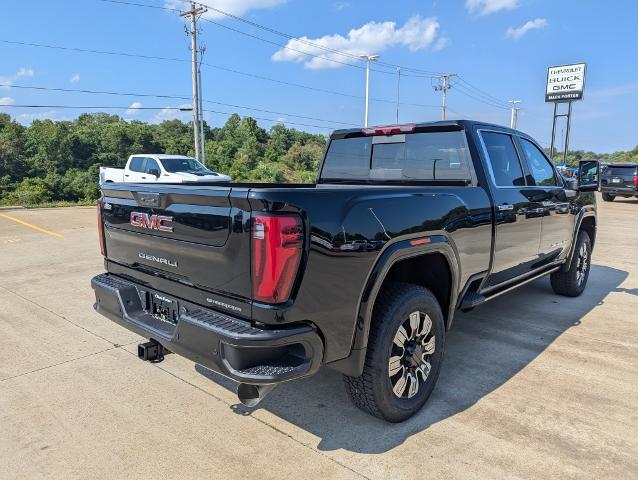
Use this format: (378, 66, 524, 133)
(550, 231, 592, 297)
(602, 193, 615, 202)
(343, 283, 445, 422)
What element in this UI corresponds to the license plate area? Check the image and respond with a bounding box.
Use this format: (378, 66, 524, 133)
(612, 178, 621, 183)
(145, 291, 179, 325)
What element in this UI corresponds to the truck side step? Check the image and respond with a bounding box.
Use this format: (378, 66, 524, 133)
(459, 292, 486, 311)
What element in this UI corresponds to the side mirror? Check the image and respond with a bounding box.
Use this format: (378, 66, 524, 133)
(148, 168, 160, 178)
(565, 177, 578, 191)
(578, 160, 600, 192)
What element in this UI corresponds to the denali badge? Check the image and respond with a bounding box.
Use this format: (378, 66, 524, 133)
(130, 212, 174, 232)
(138, 252, 178, 268)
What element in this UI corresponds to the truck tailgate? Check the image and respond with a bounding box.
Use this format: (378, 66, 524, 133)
(101, 184, 252, 306)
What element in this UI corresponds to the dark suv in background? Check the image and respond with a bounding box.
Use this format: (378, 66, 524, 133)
(601, 163, 638, 201)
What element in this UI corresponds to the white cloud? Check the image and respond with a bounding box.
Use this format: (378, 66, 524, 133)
(505, 18, 548, 40)
(0, 97, 15, 106)
(70, 73, 80, 83)
(152, 104, 192, 123)
(272, 16, 441, 70)
(125, 101, 143, 116)
(432, 36, 449, 52)
(15, 111, 58, 124)
(15, 68, 34, 79)
(165, 0, 285, 19)
(466, 0, 519, 15)
(334, 2, 350, 11)
(0, 67, 34, 88)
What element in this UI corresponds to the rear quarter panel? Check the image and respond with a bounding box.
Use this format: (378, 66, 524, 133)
(248, 185, 493, 363)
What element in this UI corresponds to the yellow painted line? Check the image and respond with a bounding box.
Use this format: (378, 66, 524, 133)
(0, 212, 64, 239)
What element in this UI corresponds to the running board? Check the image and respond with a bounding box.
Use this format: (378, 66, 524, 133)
(459, 292, 486, 311)
(459, 265, 561, 312)
(481, 266, 561, 304)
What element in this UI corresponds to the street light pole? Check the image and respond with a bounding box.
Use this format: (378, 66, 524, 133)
(396, 67, 401, 124)
(509, 100, 521, 129)
(359, 54, 379, 127)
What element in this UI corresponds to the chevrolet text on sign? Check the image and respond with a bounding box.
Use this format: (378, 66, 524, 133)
(545, 63, 586, 102)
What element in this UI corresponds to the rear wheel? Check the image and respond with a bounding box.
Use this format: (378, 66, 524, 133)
(343, 283, 445, 422)
(550, 231, 592, 297)
(602, 193, 615, 202)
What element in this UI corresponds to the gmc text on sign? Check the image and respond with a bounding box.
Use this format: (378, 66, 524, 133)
(545, 63, 586, 102)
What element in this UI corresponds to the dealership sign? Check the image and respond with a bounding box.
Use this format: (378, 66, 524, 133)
(545, 63, 586, 102)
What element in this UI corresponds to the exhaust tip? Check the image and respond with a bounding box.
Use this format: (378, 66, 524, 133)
(237, 383, 275, 407)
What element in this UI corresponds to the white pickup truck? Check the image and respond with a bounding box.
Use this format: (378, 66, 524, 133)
(99, 154, 232, 184)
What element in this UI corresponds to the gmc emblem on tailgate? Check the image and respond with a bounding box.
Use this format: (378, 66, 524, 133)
(130, 212, 174, 232)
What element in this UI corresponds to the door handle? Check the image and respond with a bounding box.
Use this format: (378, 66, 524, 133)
(497, 204, 514, 211)
(141, 176, 146, 179)
(124, 174, 130, 177)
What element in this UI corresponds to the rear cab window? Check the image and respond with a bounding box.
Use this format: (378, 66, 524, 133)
(605, 166, 637, 176)
(320, 130, 472, 183)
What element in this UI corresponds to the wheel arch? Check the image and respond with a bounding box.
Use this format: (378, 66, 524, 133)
(563, 210, 596, 272)
(328, 234, 461, 376)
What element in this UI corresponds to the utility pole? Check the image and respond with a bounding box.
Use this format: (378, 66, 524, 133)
(433, 73, 456, 121)
(198, 65, 206, 163)
(359, 54, 379, 127)
(396, 67, 401, 124)
(181, 1, 207, 161)
(509, 100, 521, 129)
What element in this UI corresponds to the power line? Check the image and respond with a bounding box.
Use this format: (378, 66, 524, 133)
(5, 84, 358, 125)
(452, 82, 511, 110)
(0, 104, 340, 130)
(97, 0, 397, 74)
(95, 0, 513, 106)
(0, 38, 440, 109)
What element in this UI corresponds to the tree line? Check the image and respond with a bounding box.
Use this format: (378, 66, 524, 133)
(1, 111, 637, 207)
(0, 112, 326, 206)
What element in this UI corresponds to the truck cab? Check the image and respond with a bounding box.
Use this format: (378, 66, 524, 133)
(100, 154, 232, 184)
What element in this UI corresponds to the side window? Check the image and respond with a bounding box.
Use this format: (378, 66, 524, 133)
(129, 157, 146, 172)
(145, 158, 160, 173)
(519, 138, 558, 186)
(481, 132, 525, 187)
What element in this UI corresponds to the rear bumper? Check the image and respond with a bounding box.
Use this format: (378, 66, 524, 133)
(601, 185, 637, 195)
(91, 273, 323, 385)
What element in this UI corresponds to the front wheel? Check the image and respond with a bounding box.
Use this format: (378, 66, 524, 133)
(550, 231, 592, 297)
(343, 283, 445, 422)
(602, 193, 615, 202)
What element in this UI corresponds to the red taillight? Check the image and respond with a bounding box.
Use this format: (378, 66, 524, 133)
(97, 199, 106, 256)
(633, 174, 638, 187)
(251, 214, 303, 304)
(362, 123, 416, 136)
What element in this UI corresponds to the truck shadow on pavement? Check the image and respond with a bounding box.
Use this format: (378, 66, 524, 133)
(196, 264, 627, 454)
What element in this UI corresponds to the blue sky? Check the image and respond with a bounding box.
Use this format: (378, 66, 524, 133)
(0, 0, 635, 153)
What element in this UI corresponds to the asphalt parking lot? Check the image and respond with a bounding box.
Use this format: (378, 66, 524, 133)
(1, 195, 637, 480)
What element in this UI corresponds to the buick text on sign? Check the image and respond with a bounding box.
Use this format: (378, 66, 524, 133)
(545, 63, 586, 102)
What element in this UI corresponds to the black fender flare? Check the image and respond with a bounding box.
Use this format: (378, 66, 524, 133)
(562, 208, 596, 272)
(328, 233, 461, 376)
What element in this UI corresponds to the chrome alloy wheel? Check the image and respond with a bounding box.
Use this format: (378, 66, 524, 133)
(388, 311, 436, 399)
(576, 241, 589, 286)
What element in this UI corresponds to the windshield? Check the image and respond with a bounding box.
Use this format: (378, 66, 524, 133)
(320, 131, 472, 183)
(160, 157, 212, 174)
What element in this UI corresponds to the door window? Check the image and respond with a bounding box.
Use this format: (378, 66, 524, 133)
(519, 138, 558, 186)
(145, 158, 160, 173)
(129, 157, 146, 172)
(481, 132, 525, 187)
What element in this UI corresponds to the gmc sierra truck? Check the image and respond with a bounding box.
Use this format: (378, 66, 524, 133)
(92, 120, 599, 422)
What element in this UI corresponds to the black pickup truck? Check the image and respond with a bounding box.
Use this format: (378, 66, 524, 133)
(92, 120, 599, 422)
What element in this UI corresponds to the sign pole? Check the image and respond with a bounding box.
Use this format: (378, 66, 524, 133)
(563, 101, 573, 166)
(549, 102, 558, 161)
